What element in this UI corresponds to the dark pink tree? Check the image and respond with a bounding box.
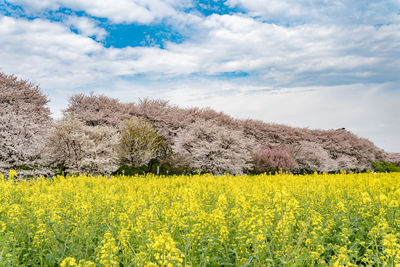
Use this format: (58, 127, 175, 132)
(253, 145, 298, 173)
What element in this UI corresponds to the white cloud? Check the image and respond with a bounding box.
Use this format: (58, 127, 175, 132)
(226, 0, 400, 25)
(7, 0, 191, 23)
(2, 14, 400, 85)
(64, 16, 107, 40)
(0, 16, 107, 86)
(162, 15, 400, 85)
(10, 0, 400, 26)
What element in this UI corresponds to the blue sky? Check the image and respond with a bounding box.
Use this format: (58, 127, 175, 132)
(0, 0, 399, 152)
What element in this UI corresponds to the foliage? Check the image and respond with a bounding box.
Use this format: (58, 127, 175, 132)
(173, 119, 254, 174)
(386, 153, 400, 166)
(0, 72, 51, 173)
(64, 92, 130, 127)
(44, 117, 119, 175)
(158, 152, 193, 175)
(372, 160, 400, 172)
(288, 141, 339, 172)
(117, 117, 163, 171)
(241, 121, 385, 171)
(63, 93, 386, 173)
(1, 78, 387, 175)
(253, 145, 298, 173)
(1, 172, 400, 266)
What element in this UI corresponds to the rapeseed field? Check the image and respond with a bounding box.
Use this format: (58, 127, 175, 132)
(1, 172, 400, 266)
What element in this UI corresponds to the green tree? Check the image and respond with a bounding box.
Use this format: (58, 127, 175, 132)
(372, 160, 400, 172)
(117, 117, 162, 172)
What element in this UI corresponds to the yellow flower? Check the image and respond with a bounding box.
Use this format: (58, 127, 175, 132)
(97, 231, 119, 267)
(8, 169, 17, 179)
(78, 260, 96, 267)
(0, 221, 6, 233)
(60, 257, 78, 267)
(1, 172, 400, 266)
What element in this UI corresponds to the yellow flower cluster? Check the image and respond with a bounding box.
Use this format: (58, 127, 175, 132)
(8, 169, 17, 179)
(148, 231, 184, 266)
(60, 257, 77, 267)
(60, 257, 95, 267)
(97, 231, 119, 267)
(1, 172, 400, 266)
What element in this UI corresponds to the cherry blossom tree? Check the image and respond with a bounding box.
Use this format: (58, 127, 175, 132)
(63, 92, 386, 173)
(387, 153, 400, 166)
(288, 141, 339, 172)
(64, 92, 130, 127)
(0, 72, 51, 174)
(173, 120, 254, 175)
(44, 117, 120, 175)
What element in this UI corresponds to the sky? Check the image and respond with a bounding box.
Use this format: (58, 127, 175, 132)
(0, 0, 399, 152)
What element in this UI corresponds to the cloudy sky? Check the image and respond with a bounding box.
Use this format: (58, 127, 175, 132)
(0, 0, 399, 152)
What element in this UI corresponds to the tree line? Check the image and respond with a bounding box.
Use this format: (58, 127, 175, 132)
(1, 72, 393, 176)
